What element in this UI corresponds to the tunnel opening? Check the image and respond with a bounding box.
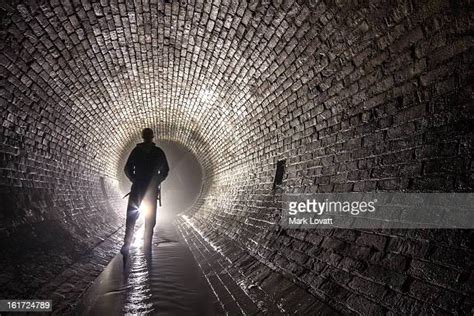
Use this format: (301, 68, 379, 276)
(117, 139, 204, 218)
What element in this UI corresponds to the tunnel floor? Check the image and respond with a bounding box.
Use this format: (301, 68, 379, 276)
(76, 220, 216, 315)
(75, 217, 262, 316)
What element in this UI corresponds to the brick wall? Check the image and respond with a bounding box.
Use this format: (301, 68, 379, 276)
(188, 0, 473, 314)
(0, 0, 472, 313)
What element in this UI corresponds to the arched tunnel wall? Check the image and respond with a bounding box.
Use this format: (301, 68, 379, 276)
(0, 0, 472, 314)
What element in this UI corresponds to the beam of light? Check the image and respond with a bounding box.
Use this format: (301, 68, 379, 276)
(131, 203, 146, 248)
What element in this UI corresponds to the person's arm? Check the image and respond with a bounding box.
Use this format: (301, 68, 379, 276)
(157, 148, 169, 183)
(124, 148, 137, 182)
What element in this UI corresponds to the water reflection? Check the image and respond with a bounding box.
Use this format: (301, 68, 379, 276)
(77, 214, 215, 316)
(123, 219, 154, 315)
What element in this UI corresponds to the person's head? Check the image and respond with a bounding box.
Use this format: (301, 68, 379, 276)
(141, 128, 154, 142)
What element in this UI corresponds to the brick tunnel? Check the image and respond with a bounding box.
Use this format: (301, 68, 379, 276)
(0, 0, 473, 315)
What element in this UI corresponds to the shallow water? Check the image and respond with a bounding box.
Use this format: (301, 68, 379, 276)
(77, 218, 215, 315)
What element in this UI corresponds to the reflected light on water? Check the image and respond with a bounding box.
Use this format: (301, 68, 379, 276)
(123, 203, 154, 315)
(122, 247, 154, 315)
(123, 199, 177, 315)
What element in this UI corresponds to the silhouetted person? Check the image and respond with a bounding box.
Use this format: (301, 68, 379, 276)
(121, 128, 169, 255)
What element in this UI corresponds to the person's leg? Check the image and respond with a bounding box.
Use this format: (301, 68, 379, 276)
(122, 186, 142, 253)
(144, 187, 158, 249)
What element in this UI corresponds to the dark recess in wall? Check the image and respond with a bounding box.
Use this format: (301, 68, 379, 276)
(273, 159, 286, 190)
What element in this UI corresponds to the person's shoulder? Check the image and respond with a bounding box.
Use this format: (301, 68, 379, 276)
(130, 144, 141, 152)
(133, 143, 145, 150)
(133, 142, 151, 154)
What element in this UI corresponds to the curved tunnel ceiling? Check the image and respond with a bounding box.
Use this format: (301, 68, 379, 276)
(2, 0, 312, 179)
